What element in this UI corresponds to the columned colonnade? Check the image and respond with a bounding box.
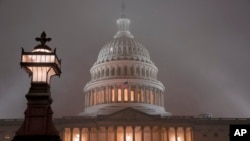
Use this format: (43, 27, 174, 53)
(62, 126, 193, 141)
(85, 85, 164, 107)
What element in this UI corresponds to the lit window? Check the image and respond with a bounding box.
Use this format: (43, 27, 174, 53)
(118, 89, 122, 101)
(112, 89, 115, 102)
(130, 91, 134, 102)
(124, 89, 128, 101)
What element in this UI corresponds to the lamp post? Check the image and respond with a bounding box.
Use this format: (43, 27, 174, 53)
(12, 32, 62, 141)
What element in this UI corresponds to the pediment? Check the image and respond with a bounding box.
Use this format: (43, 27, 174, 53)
(97, 107, 159, 121)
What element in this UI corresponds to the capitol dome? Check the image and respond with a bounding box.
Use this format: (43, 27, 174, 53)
(79, 17, 170, 116)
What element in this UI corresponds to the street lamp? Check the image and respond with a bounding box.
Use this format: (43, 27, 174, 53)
(21, 31, 61, 84)
(12, 32, 62, 141)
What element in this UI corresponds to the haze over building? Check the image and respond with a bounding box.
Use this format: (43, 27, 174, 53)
(1, 1, 250, 119)
(1, 7, 250, 141)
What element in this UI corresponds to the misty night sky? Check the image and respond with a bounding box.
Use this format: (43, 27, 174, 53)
(0, 0, 250, 119)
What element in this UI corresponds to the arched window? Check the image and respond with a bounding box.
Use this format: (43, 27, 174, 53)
(124, 66, 127, 76)
(98, 71, 100, 79)
(136, 67, 140, 76)
(101, 69, 104, 78)
(106, 68, 109, 77)
(146, 69, 149, 77)
(130, 66, 134, 76)
(142, 67, 145, 77)
(117, 67, 121, 76)
(111, 67, 115, 76)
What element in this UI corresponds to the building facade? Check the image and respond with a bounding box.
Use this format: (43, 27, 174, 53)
(1, 16, 250, 141)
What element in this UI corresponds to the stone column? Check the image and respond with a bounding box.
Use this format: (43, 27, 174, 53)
(175, 127, 178, 141)
(158, 91, 161, 106)
(149, 88, 152, 104)
(86, 92, 88, 107)
(105, 86, 108, 103)
(70, 128, 73, 141)
(59, 128, 65, 141)
(100, 88, 103, 104)
(122, 87, 124, 102)
(88, 128, 91, 141)
(154, 89, 157, 105)
(123, 126, 126, 141)
(150, 126, 153, 141)
(158, 127, 162, 141)
(157, 90, 161, 106)
(79, 128, 82, 141)
(87, 92, 89, 107)
(98, 88, 101, 104)
(144, 87, 149, 103)
(105, 87, 108, 103)
(89, 91, 92, 106)
(94, 88, 97, 105)
(184, 127, 186, 141)
(96, 127, 99, 141)
(190, 128, 193, 141)
(141, 126, 144, 141)
(106, 127, 109, 141)
(139, 87, 141, 103)
(141, 86, 146, 103)
(114, 127, 117, 141)
(109, 86, 111, 103)
(161, 92, 164, 106)
(128, 86, 131, 102)
(84, 93, 87, 107)
(135, 86, 139, 102)
(132, 126, 135, 141)
(115, 86, 118, 102)
(166, 127, 169, 141)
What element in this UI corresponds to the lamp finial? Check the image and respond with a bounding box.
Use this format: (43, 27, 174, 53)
(35, 31, 51, 45)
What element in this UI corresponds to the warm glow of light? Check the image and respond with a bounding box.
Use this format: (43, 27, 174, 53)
(4, 135, 10, 139)
(112, 89, 115, 102)
(118, 89, 122, 101)
(73, 134, 80, 141)
(124, 89, 128, 101)
(131, 91, 134, 101)
(32, 48, 51, 53)
(22, 54, 55, 63)
(177, 136, 181, 141)
(126, 134, 131, 141)
(28, 66, 55, 83)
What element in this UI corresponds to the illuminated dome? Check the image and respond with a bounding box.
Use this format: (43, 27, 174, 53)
(79, 17, 170, 116)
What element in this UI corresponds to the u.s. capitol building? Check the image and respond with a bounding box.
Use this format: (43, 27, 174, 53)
(1, 16, 250, 141)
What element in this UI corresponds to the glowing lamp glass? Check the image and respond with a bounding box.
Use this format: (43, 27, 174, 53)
(21, 50, 60, 84)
